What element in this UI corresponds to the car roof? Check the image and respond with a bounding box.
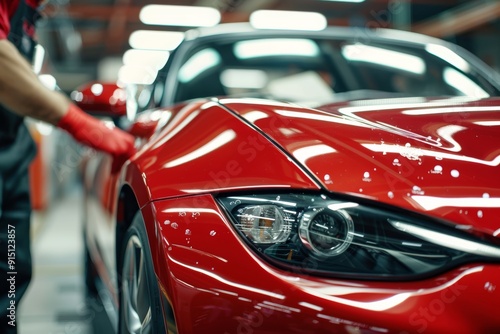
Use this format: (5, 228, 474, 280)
(182, 22, 448, 48)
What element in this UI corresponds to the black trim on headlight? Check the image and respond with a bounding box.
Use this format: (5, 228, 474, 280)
(217, 192, 500, 281)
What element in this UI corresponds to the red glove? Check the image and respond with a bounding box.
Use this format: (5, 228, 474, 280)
(58, 103, 136, 173)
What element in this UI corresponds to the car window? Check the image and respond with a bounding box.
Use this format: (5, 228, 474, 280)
(166, 34, 499, 106)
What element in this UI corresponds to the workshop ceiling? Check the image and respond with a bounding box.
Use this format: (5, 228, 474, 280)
(37, 0, 500, 90)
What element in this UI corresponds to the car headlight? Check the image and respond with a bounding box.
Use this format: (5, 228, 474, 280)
(217, 193, 500, 280)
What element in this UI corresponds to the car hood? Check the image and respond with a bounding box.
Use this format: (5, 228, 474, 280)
(220, 97, 500, 236)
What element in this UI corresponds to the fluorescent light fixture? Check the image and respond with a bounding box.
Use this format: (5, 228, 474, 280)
(426, 44, 470, 72)
(234, 39, 319, 59)
(118, 65, 157, 85)
(129, 30, 184, 51)
(220, 69, 268, 89)
(140, 5, 221, 27)
(178, 48, 221, 83)
(342, 44, 426, 75)
(250, 10, 327, 31)
(443, 67, 489, 98)
(123, 49, 170, 71)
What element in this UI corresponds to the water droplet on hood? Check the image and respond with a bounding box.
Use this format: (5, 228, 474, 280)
(483, 193, 490, 198)
(388, 191, 394, 199)
(477, 210, 483, 218)
(185, 229, 191, 235)
(393, 158, 401, 167)
(171, 222, 178, 229)
(412, 186, 425, 195)
(484, 282, 496, 293)
(210, 230, 217, 237)
(431, 165, 443, 174)
(450, 169, 460, 178)
(163, 220, 171, 225)
(362, 172, 371, 182)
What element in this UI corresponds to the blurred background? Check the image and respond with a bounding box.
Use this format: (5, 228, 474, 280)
(36, 0, 500, 94)
(20, 0, 500, 333)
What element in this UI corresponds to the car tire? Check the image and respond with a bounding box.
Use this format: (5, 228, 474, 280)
(118, 212, 166, 334)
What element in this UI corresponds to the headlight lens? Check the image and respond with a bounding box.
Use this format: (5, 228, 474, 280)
(299, 208, 354, 257)
(218, 193, 500, 280)
(238, 205, 291, 243)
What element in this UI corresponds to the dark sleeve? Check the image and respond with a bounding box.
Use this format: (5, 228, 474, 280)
(0, 0, 10, 40)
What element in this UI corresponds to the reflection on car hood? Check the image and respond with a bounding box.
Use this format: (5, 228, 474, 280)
(220, 96, 500, 236)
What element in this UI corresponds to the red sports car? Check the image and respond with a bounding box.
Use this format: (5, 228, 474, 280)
(79, 24, 500, 333)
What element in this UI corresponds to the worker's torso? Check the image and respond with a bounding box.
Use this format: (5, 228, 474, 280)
(0, 0, 40, 171)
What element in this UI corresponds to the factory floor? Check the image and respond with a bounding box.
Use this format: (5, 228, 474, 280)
(18, 187, 113, 334)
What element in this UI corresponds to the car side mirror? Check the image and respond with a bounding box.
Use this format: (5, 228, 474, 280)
(71, 82, 127, 118)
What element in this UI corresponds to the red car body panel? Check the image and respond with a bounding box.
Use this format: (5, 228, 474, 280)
(86, 96, 500, 333)
(127, 100, 320, 207)
(221, 97, 500, 238)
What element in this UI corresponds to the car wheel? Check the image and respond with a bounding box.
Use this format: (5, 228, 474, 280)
(118, 212, 165, 334)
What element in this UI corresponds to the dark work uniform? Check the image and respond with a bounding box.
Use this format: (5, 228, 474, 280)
(0, 1, 41, 333)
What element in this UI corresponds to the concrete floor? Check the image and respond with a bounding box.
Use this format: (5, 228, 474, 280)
(18, 187, 112, 334)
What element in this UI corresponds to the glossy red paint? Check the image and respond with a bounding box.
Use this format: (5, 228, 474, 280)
(129, 100, 320, 203)
(73, 82, 127, 117)
(221, 97, 500, 238)
(148, 194, 500, 333)
(85, 96, 500, 333)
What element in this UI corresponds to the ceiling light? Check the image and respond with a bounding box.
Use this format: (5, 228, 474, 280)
(234, 39, 320, 59)
(129, 30, 184, 51)
(140, 5, 221, 27)
(118, 65, 157, 85)
(123, 49, 170, 70)
(250, 10, 327, 31)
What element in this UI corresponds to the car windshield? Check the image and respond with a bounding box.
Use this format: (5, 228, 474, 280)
(170, 35, 500, 106)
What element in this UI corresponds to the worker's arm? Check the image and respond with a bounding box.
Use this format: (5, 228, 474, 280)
(0, 38, 136, 171)
(0, 39, 68, 125)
